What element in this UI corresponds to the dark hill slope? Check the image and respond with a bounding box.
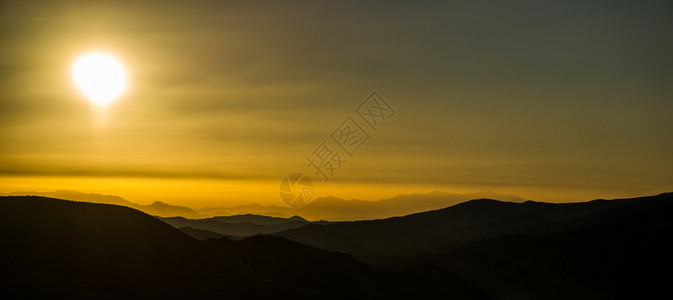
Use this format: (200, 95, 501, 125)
(275, 193, 673, 267)
(206, 235, 487, 300)
(160, 215, 311, 236)
(0, 196, 326, 298)
(0, 196, 486, 299)
(412, 201, 673, 299)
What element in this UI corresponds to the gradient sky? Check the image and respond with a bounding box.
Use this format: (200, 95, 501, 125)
(1, 0, 671, 207)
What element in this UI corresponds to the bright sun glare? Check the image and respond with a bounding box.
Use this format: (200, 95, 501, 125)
(72, 52, 127, 106)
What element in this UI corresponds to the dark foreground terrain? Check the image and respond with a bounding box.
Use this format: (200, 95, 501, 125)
(0, 196, 482, 299)
(2, 193, 672, 299)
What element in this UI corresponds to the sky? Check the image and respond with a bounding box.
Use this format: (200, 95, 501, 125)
(1, 0, 672, 207)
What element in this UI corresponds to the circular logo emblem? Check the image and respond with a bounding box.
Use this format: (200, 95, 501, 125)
(279, 172, 314, 208)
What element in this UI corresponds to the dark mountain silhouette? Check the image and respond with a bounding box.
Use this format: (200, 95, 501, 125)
(159, 215, 318, 237)
(197, 202, 293, 218)
(0, 190, 201, 218)
(178, 226, 226, 240)
(210, 214, 309, 225)
(5, 192, 671, 299)
(0, 195, 484, 299)
(206, 235, 486, 299)
(402, 199, 673, 299)
(2, 189, 526, 221)
(142, 200, 202, 218)
(197, 191, 526, 221)
(207, 235, 384, 297)
(0, 196, 258, 298)
(275, 193, 673, 267)
(1, 190, 137, 207)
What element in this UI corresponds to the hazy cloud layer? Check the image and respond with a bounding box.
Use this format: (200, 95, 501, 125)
(1, 0, 672, 203)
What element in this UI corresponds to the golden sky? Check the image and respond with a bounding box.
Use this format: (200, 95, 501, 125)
(1, 0, 672, 207)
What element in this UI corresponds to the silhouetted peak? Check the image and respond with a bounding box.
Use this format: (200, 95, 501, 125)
(149, 201, 170, 207)
(453, 198, 509, 207)
(288, 215, 307, 221)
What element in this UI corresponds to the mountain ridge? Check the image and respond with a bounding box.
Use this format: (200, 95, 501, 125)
(0, 195, 485, 299)
(403, 198, 673, 299)
(274, 192, 673, 267)
(1, 189, 527, 220)
(159, 214, 320, 237)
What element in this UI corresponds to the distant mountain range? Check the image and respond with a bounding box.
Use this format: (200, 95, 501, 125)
(178, 226, 227, 240)
(0, 190, 526, 220)
(196, 191, 527, 221)
(0, 190, 202, 218)
(159, 214, 327, 238)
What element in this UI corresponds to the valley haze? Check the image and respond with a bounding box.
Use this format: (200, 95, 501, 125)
(1, 189, 527, 220)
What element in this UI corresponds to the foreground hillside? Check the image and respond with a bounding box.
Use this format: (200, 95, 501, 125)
(274, 193, 673, 267)
(0, 196, 483, 299)
(272, 192, 673, 299)
(3, 193, 672, 299)
(410, 201, 673, 299)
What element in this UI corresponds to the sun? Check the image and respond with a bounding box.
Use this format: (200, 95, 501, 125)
(72, 52, 127, 106)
